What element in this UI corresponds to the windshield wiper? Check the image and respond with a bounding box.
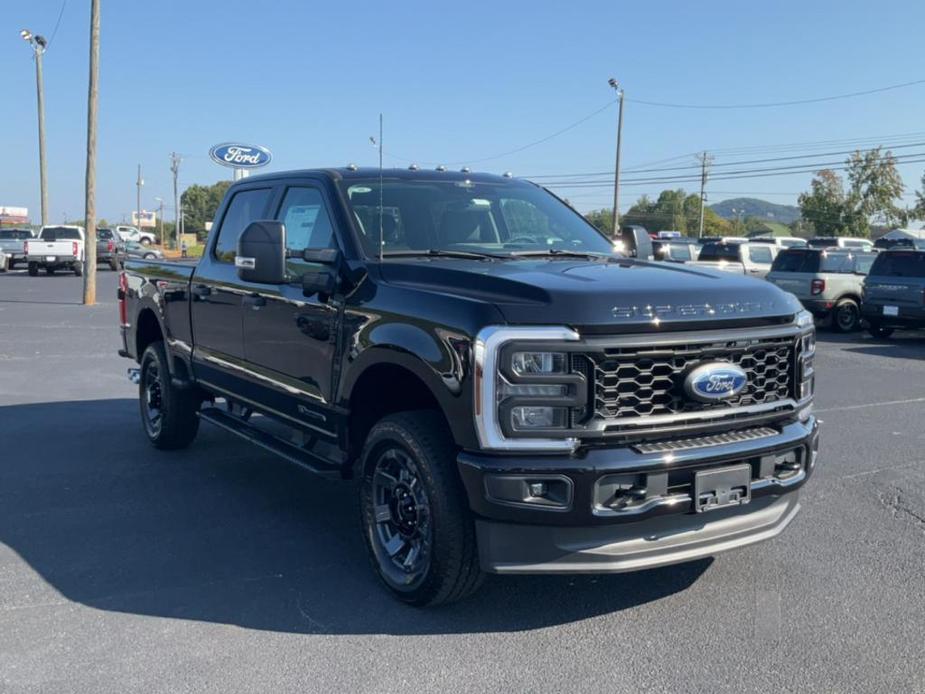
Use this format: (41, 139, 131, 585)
(507, 249, 611, 260)
(381, 249, 507, 260)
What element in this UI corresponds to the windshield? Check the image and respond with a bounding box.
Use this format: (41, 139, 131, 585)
(340, 178, 614, 257)
(698, 243, 741, 262)
(0, 230, 31, 240)
(40, 227, 82, 241)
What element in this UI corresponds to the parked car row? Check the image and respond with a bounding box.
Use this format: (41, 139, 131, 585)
(647, 232, 924, 337)
(0, 225, 163, 276)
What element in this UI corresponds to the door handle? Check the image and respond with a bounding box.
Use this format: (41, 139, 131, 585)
(243, 293, 266, 309)
(191, 284, 212, 298)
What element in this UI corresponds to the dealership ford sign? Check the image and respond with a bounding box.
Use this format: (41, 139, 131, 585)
(209, 143, 272, 169)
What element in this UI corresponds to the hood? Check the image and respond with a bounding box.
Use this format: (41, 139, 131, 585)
(379, 258, 801, 330)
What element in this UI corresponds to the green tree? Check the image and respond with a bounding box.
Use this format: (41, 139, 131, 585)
(181, 180, 232, 235)
(584, 208, 614, 234)
(799, 149, 906, 237)
(911, 171, 925, 221)
(799, 169, 848, 236)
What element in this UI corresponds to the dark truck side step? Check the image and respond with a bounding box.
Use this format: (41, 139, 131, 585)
(198, 407, 342, 479)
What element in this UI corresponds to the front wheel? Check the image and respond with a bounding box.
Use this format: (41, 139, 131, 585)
(833, 298, 860, 332)
(139, 341, 201, 449)
(868, 322, 895, 339)
(359, 411, 483, 606)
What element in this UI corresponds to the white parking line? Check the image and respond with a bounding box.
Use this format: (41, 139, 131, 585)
(816, 397, 925, 413)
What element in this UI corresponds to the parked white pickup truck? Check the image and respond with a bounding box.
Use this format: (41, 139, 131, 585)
(115, 225, 156, 246)
(691, 242, 779, 278)
(26, 225, 86, 276)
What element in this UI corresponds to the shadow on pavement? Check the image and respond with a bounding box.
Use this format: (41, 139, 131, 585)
(0, 398, 709, 635)
(816, 330, 925, 359)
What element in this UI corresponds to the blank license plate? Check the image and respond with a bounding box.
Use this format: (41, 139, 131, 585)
(883, 305, 899, 316)
(45, 256, 56, 262)
(694, 464, 751, 513)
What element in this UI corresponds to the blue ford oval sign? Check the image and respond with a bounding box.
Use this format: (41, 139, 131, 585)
(209, 143, 272, 169)
(684, 363, 747, 402)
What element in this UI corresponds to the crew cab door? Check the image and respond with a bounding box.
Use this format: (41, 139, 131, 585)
(190, 185, 273, 393)
(240, 183, 342, 437)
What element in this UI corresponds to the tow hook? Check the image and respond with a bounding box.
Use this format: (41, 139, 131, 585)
(127, 367, 140, 384)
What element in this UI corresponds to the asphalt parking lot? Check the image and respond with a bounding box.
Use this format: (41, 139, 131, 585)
(1, 268, 923, 693)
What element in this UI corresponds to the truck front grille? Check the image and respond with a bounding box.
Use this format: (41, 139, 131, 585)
(572, 331, 798, 434)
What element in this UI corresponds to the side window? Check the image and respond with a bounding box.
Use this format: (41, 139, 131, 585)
(749, 246, 773, 264)
(276, 187, 336, 252)
(213, 188, 272, 263)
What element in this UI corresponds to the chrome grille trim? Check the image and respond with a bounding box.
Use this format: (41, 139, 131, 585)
(631, 427, 779, 454)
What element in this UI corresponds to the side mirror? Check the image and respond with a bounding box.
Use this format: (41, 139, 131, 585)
(236, 220, 287, 284)
(301, 247, 342, 299)
(619, 225, 654, 260)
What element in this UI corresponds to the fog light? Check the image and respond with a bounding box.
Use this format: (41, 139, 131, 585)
(528, 482, 547, 498)
(511, 406, 567, 430)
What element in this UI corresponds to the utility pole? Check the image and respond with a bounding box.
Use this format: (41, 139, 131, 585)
(155, 197, 164, 246)
(608, 78, 625, 238)
(136, 164, 144, 236)
(170, 152, 181, 250)
(697, 151, 713, 238)
(82, 0, 101, 305)
(21, 30, 49, 226)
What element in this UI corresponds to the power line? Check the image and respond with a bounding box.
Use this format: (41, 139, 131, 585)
(528, 140, 925, 180)
(47, 0, 68, 47)
(626, 78, 925, 110)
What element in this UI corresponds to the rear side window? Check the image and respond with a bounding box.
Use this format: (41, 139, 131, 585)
(698, 243, 740, 262)
(869, 252, 925, 278)
(771, 250, 820, 273)
(213, 188, 272, 263)
(748, 246, 773, 264)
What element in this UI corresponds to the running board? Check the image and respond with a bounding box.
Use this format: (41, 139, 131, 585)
(198, 407, 342, 479)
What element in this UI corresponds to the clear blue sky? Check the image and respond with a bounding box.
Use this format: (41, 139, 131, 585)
(4, 0, 925, 224)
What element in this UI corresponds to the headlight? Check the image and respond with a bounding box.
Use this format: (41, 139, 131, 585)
(511, 351, 566, 375)
(795, 309, 814, 329)
(474, 326, 582, 451)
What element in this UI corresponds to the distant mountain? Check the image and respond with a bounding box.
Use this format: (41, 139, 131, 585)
(710, 198, 801, 225)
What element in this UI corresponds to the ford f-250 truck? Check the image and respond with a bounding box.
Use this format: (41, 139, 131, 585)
(118, 168, 819, 606)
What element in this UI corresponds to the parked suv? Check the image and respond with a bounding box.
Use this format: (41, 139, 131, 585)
(118, 167, 818, 605)
(861, 249, 925, 338)
(767, 249, 876, 332)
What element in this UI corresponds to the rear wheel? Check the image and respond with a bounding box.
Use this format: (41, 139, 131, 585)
(109, 259, 119, 270)
(139, 341, 201, 449)
(868, 322, 895, 339)
(28, 262, 38, 277)
(359, 411, 483, 606)
(73, 261, 83, 277)
(833, 298, 860, 332)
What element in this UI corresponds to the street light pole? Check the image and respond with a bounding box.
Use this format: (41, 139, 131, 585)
(170, 153, 181, 250)
(21, 30, 49, 226)
(155, 197, 164, 246)
(608, 78, 625, 238)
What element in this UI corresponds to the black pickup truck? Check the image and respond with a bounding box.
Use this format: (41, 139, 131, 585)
(119, 167, 819, 605)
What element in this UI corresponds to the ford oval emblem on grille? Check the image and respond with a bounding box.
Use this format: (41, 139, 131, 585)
(684, 362, 747, 402)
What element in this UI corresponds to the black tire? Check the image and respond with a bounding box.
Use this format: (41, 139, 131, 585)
(140, 238, 151, 246)
(109, 259, 119, 271)
(139, 341, 201, 449)
(45, 267, 55, 276)
(73, 261, 83, 277)
(833, 298, 860, 332)
(867, 322, 895, 339)
(143, 253, 156, 260)
(28, 262, 38, 277)
(359, 411, 483, 606)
